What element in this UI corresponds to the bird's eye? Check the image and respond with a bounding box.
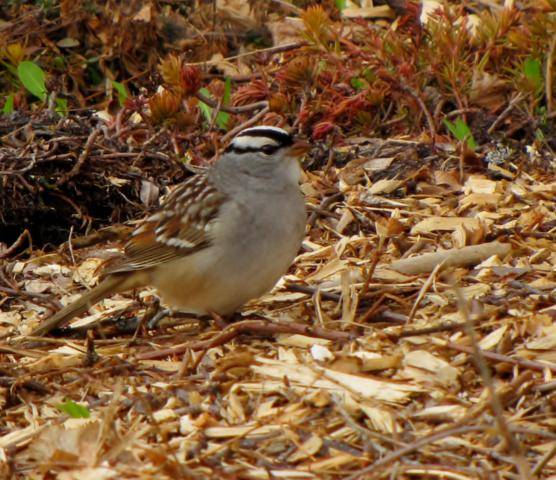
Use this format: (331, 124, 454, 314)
(260, 144, 277, 155)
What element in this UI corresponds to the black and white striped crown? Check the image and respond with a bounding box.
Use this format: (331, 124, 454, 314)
(227, 126, 293, 154)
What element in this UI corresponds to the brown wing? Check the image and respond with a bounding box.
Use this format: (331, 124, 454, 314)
(104, 174, 226, 275)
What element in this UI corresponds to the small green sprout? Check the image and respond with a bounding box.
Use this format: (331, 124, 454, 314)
(56, 399, 91, 418)
(111, 80, 129, 106)
(443, 117, 477, 150)
(198, 77, 231, 130)
(17, 61, 47, 101)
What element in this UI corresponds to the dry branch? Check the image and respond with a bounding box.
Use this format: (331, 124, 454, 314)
(56, 128, 101, 186)
(195, 92, 268, 114)
(136, 319, 352, 360)
(434, 338, 556, 374)
(454, 284, 532, 479)
(389, 241, 511, 275)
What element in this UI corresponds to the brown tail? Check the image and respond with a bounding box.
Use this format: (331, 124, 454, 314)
(29, 274, 135, 337)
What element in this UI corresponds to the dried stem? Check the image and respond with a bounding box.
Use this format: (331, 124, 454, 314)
(0, 153, 37, 175)
(307, 193, 343, 227)
(359, 235, 387, 298)
(345, 425, 490, 480)
(453, 282, 532, 479)
(407, 261, 444, 323)
(396, 79, 436, 142)
(56, 128, 101, 186)
(389, 241, 511, 275)
(434, 338, 556, 374)
(195, 91, 268, 114)
(0, 229, 32, 259)
(532, 441, 556, 475)
(136, 319, 353, 360)
(220, 106, 271, 144)
(189, 41, 306, 66)
(487, 92, 525, 135)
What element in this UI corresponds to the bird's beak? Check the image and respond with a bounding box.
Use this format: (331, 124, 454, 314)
(290, 139, 311, 158)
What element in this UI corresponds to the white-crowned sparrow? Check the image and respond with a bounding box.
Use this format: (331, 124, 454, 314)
(30, 126, 308, 336)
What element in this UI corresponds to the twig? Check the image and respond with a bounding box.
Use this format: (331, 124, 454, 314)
(345, 425, 490, 480)
(359, 295, 386, 323)
(0, 229, 32, 259)
(67, 225, 77, 267)
(359, 236, 388, 298)
(0, 153, 37, 175)
(0, 285, 61, 311)
(458, 143, 465, 184)
(0, 376, 51, 395)
(189, 41, 306, 66)
(433, 338, 556, 374)
(56, 128, 101, 186)
(50, 192, 86, 224)
(487, 92, 525, 135)
(396, 79, 436, 143)
(453, 282, 532, 479)
(285, 282, 341, 302)
(534, 380, 556, 394)
(389, 241, 512, 275)
(532, 441, 556, 475)
(270, 0, 303, 15)
(60, 225, 130, 252)
(0, 343, 44, 357)
(330, 394, 402, 453)
(196, 91, 268, 114)
(444, 108, 481, 119)
(84, 330, 99, 366)
(407, 261, 444, 323)
(136, 319, 352, 360)
(208, 94, 224, 130)
(378, 310, 409, 324)
(220, 106, 271, 144)
(307, 193, 343, 227)
(390, 320, 477, 339)
(306, 204, 341, 219)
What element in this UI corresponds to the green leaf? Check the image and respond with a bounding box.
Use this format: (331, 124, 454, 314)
(443, 117, 477, 150)
(17, 61, 47, 101)
(56, 399, 90, 418)
(55, 97, 69, 117)
(111, 80, 128, 106)
(198, 82, 231, 131)
(198, 87, 213, 124)
(2, 94, 14, 114)
(361, 67, 375, 82)
(350, 77, 366, 90)
(53, 56, 66, 70)
(215, 77, 231, 130)
(523, 57, 542, 89)
(335, 0, 347, 11)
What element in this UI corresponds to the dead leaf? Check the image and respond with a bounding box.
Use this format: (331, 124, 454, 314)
(27, 420, 100, 466)
(140, 179, 160, 207)
(287, 433, 323, 462)
(411, 216, 481, 234)
(267, 17, 304, 46)
(403, 350, 459, 387)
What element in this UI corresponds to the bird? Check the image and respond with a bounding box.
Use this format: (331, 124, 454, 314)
(29, 126, 308, 336)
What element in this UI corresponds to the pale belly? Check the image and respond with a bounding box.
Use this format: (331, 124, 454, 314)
(149, 193, 305, 315)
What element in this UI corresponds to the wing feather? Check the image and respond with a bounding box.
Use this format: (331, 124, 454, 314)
(104, 174, 226, 274)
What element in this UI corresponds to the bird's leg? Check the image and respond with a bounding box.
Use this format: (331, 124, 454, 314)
(147, 307, 175, 329)
(148, 307, 209, 331)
